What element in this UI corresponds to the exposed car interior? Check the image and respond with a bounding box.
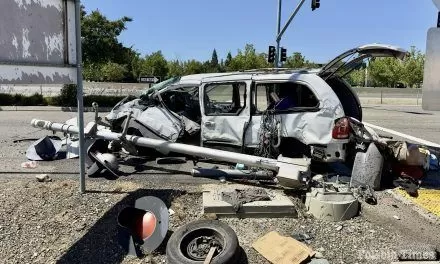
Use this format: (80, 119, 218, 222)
(254, 82, 319, 113)
(159, 86, 202, 123)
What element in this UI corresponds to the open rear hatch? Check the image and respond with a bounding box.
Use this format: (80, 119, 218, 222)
(317, 44, 407, 122)
(319, 44, 408, 79)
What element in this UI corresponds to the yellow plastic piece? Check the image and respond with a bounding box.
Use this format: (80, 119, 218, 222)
(396, 188, 440, 217)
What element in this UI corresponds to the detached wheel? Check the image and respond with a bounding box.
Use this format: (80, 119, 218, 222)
(166, 220, 239, 264)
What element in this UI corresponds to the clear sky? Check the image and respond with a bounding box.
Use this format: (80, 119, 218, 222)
(82, 0, 437, 63)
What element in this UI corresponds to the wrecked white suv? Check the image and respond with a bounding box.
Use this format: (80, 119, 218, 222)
(106, 44, 406, 162)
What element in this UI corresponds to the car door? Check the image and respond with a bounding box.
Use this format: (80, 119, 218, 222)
(200, 80, 251, 151)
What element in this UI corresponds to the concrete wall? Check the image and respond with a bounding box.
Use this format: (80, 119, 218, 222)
(0, 82, 148, 97)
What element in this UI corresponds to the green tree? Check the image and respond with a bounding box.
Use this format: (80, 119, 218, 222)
(83, 63, 103, 81)
(101, 62, 128, 82)
(139, 51, 169, 78)
(228, 44, 270, 71)
(284, 52, 306, 68)
(346, 69, 366, 87)
(167, 60, 184, 77)
(369, 57, 403, 87)
(225, 52, 233, 69)
(402, 46, 424, 88)
(81, 8, 133, 64)
(211, 49, 219, 70)
(183, 60, 205, 75)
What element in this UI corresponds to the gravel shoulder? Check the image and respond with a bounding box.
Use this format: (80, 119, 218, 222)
(1, 177, 439, 264)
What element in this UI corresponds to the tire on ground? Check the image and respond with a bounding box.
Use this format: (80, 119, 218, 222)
(166, 220, 239, 264)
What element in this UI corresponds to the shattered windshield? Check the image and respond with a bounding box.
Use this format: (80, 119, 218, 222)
(142, 77, 181, 96)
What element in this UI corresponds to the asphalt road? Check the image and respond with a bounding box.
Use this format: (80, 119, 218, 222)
(1, 105, 439, 180)
(362, 105, 440, 144)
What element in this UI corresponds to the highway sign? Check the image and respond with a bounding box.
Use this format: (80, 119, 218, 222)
(139, 76, 161, 84)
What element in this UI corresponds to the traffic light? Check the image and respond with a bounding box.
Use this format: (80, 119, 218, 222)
(280, 48, 287, 62)
(268, 46, 276, 63)
(311, 0, 320, 11)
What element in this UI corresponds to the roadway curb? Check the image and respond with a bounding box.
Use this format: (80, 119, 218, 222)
(0, 106, 113, 112)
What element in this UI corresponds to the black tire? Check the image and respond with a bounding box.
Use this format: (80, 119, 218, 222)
(166, 220, 240, 264)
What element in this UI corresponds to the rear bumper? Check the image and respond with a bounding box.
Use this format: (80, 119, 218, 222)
(311, 143, 346, 162)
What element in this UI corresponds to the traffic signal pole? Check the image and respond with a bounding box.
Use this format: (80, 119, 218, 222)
(275, 0, 282, 67)
(274, 0, 307, 68)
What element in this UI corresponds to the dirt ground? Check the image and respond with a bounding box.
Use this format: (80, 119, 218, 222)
(0, 176, 439, 264)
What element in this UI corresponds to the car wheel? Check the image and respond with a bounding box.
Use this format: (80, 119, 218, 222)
(166, 220, 240, 264)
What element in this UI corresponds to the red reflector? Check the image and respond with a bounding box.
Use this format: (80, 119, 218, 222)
(332, 117, 350, 139)
(136, 212, 157, 240)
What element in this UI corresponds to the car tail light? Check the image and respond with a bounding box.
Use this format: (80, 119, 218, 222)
(332, 117, 350, 139)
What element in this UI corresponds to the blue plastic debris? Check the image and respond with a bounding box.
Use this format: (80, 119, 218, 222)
(430, 154, 439, 171)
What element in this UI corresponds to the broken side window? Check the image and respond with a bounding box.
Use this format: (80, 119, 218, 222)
(253, 82, 319, 114)
(160, 86, 201, 123)
(204, 82, 246, 116)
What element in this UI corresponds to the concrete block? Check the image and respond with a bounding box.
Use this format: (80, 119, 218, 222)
(202, 184, 297, 218)
(351, 143, 383, 190)
(305, 187, 359, 221)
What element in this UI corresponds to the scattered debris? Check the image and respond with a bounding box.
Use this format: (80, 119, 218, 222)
(21, 161, 38, 169)
(393, 176, 420, 197)
(35, 174, 51, 183)
(26, 136, 62, 161)
(221, 188, 271, 212)
(291, 231, 314, 244)
(391, 141, 430, 169)
(313, 251, 325, 259)
(252, 231, 314, 264)
(203, 247, 217, 264)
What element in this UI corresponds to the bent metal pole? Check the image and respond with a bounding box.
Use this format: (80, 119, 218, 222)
(31, 119, 280, 171)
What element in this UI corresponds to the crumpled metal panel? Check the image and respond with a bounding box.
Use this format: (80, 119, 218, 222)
(202, 115, 249, 146)
(246, 78, 345, 146)
(134, 107, 182, 142)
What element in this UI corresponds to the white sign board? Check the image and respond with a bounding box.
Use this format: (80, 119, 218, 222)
(422, 28, 440, 111)
(0, 0, 77, 84)
(433, 0, 440, 10)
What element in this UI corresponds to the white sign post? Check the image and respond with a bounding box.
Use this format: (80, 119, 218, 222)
(422, 1, 440, 110)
